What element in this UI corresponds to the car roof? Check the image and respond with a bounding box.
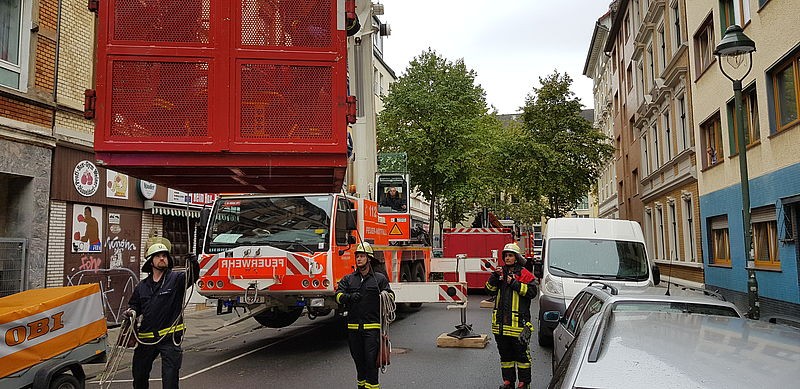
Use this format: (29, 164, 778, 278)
(580, 284, 743, 316)
(572, 312, 800, 388)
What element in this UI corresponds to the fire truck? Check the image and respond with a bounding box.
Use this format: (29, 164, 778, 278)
(431, 227, 515, 289)
(195, 194, 467, 328)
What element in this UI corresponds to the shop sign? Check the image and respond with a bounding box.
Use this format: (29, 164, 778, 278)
(168, 188, 190, 204)
(105, 170, 129, 199)
(73, 160, 100, 197)
(139, 180, 157, 200)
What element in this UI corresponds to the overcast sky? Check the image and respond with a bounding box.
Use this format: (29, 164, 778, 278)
(379, 0, 611, 114)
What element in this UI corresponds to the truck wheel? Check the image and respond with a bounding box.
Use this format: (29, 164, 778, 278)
(254, 307, 303, 328)
(409, 262, 425, 308)
(537, 321, 553, 347)
(399, 263, 411, 282)
(50, 373, 81, 389)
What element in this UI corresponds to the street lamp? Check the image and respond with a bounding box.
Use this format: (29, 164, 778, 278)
(714, 25, 759, 320)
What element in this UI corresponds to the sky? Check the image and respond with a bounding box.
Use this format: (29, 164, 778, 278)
(379, 0, 612, 114)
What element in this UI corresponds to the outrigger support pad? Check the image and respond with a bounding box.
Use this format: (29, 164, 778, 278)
(446, 303, 480, 339)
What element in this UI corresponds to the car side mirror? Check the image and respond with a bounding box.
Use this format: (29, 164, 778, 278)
(543, 311, 561, 323)
(652, 264, 661, 285)
(533, 259, 543, 279)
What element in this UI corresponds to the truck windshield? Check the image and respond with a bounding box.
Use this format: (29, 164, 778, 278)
(547, 238, 649, 281)
(204, 196, 332, 254)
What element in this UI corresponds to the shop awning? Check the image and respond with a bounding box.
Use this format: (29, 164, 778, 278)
(144, 201, 201, 219)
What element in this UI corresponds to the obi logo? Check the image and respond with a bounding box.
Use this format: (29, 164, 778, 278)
(5, 312, 65, 346)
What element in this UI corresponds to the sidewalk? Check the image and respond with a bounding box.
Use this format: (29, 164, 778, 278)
(86, 305, 262, 380)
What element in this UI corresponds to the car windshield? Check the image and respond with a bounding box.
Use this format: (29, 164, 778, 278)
(205, 196, 332, 254)
(547, 238, 649, 281)
(612, 301, 740, 317)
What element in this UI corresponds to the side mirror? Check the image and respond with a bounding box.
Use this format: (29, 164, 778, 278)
(652, 264, 661, 285)
(533, 259, 544, 280)
(543, 311, 561, 323)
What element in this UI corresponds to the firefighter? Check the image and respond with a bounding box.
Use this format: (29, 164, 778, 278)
(126, 242, 199, 389)
(335, 242, 394, 389)
(486, 242, 538, 389)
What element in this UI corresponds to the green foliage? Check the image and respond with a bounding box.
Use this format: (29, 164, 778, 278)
(377, 49, 488, 233)
(519, 71, 614, 218)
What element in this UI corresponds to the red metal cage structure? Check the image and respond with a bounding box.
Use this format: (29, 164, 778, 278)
(91, 0, 349, 193)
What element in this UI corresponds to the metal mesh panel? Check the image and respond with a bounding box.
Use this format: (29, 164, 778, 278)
(240, 0, 332, 47)
(114, 0, 211, 43)
(110, 61, 210, 138)
(0, 239, 25, 297)
(240, 64, 333, 141)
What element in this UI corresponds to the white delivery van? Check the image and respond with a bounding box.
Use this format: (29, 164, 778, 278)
(535, 218, 660, 346)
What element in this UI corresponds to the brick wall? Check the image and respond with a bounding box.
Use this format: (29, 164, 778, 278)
(46, 201, 67, 287)
(0, 96, 52, 128)
(34, 37, 56, 92)
(56, 0, 96, 112)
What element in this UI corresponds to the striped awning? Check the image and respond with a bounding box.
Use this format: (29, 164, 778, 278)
(145, 201, 201, 218)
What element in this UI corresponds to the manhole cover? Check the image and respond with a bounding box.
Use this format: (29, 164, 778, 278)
(391, 347, 410, 354)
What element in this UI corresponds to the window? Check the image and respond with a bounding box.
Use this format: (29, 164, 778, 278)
(668, 201, 678, 260)
(752, 206, 780, 268)
(682, 195, 697, 262)
(771, 54, 800, 131)
(694, 16, 715, 75)
(565, 292, 592, 333)
(373, 67, 379, 96)
(657, 205, 666, 260)
(637, 62, 645, 97)
(671, 2, 682, 47)
(0, 0, 30, 90)
(648, 46, 656, 86)
(721, 0, 751, 29)
(709, 215, 730, 265)
(701, 113, 723, 169)
(627, 64, 634, 92)
(659, 26, 667, 68)
(645, 209, 654, 255)
(652, 124, 660, 170)
(642, 132, 650, 176)
(663, 111, 672, 161)
(677, 96, 690, 150)
(624, 13, 630, 40)
(727, 86, 760, 154)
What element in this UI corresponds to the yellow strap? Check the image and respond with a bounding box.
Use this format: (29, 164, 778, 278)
(347, 323, 381, 330)
(138, 323, 186, 338)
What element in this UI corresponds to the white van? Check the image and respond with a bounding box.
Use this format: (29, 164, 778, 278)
(535, 218, 660, 346)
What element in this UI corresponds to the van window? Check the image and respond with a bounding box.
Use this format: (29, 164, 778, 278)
(547, 239, 649, 281)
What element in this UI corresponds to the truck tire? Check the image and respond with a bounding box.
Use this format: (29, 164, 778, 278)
(254, 307, 303, 328)
(50, 373, 81, 389)
(409, 262, 425, 308)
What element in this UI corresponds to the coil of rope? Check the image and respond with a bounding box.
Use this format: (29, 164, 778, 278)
(378, 290, 396, 373)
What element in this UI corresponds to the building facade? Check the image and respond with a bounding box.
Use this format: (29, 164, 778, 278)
(632, 0, 703, 286)
(687, 0, 800, 317)
(584, 11, 619, 220)
(604, 0, 645, 225)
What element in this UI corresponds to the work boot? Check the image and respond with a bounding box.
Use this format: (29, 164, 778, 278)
(516, 382, 529, 389)
(499, 380, 513, 389)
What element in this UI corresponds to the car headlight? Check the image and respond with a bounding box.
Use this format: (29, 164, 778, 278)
(543, 274, 564, 298)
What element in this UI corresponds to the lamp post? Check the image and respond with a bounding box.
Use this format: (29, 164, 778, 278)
(714, 25, 759, 320)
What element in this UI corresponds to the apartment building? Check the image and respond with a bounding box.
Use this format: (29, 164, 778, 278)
(603, 0, 645, 225)
(687, 0, 800, 316)
(633, 0, 703, 286)
(584, 11, 619, 219)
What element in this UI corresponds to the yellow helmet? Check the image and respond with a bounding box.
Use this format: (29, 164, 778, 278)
(502, 242, 525, 265)
(142, 242, 173, 272)
(355, 242, 375, 260)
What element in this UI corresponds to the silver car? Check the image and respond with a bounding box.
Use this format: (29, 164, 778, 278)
(548, 311, 800, 388)
(546, 282, 742, 369)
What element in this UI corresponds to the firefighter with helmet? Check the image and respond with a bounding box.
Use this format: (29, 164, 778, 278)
(126, 242, 199, 389)
(486, 242, 538, 389)
(335, 242, 394, 389)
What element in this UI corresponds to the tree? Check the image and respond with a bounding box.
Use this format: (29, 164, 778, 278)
(377, 49, 488, 240)
(519, 71, 614, 218)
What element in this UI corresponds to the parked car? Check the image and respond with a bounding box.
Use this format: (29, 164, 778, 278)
(536, 218, 660, 346)
(547, 307, 800, 388)
(546, 282, 743, 369)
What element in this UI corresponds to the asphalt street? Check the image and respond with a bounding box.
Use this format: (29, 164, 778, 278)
(89, 293, 553, 388)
